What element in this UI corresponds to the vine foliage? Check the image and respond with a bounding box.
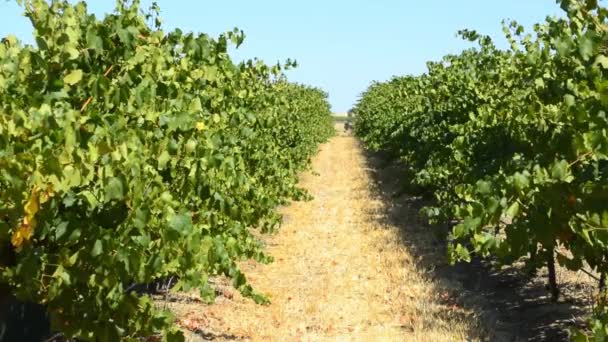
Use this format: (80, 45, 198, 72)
(354, 0, 608, 338)
(0, 0, 333, 340)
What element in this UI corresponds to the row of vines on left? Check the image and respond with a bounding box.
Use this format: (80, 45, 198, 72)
(0, 0, 334, 340)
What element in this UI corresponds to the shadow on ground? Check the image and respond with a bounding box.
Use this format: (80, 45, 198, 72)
(361, 147, 595, 342)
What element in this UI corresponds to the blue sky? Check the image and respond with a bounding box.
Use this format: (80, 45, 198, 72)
(0, 1, 562, 112)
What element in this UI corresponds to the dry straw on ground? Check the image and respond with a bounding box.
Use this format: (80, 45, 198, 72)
(158, 125, 484, 341)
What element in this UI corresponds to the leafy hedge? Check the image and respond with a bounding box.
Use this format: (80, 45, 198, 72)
(0, 0, 333, 340)
(354, 0, 608, 338)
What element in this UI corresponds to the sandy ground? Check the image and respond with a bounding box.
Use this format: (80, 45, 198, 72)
(159, 125, 483, 341)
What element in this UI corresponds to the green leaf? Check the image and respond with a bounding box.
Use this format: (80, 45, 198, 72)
(534, 78, 545, 89)
(63, 166, 82, 188)
(583, 130, 608, 155)
(158, 151, 171, 169)
(578, 33, 596, 61)
(65, 46, 80, 60)
(463, 216, 482, 232)
(92, 239, 103, 257)
(86, 30, 103, 51)
(455, 243, 472, 262)
(105, 177, 125, 201)
(564, 94, 576, 107)
(53, 265, 71, 285)
(203, 65, 218, 81)
(506, 202, 520, 219)
(453, 223, 466, 238)
(475, 180, 491, 194)
(189, 98, 202, 112)
(580, 228, 593, 245)
(67, 227, 82, 243)
(68, 251, 79, 266)
(550, 160, 572, 182)
(55, 222, 69, 240)
(594, 55, 608, 69)
(117, 28, 132, 45)
(168, 213, 192, 236)
(63, 69, 83, 85)
(80, 191, 100, 208)
(513, 172, 530, 191)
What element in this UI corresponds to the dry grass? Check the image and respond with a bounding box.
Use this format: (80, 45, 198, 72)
(158, 127, 485, 341)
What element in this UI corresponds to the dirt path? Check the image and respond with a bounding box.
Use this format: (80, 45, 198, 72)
(163, 127, 483, 341)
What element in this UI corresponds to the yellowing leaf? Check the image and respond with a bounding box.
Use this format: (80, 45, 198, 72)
(40, 184, 55, 204)
(24, 186, 40, 217)
(196, 122, 206, 131)
(11, 187, 41, 247)
(11, 217, 35, 248)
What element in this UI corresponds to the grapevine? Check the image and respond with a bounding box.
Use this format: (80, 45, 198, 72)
(353, 0, 608, 338)
(0, 0, 333, 340)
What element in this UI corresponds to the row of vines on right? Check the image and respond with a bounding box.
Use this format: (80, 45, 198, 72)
(353, 1, 608, 339)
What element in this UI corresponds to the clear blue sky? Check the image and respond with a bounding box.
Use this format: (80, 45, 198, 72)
(0, 1, 562, 112)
